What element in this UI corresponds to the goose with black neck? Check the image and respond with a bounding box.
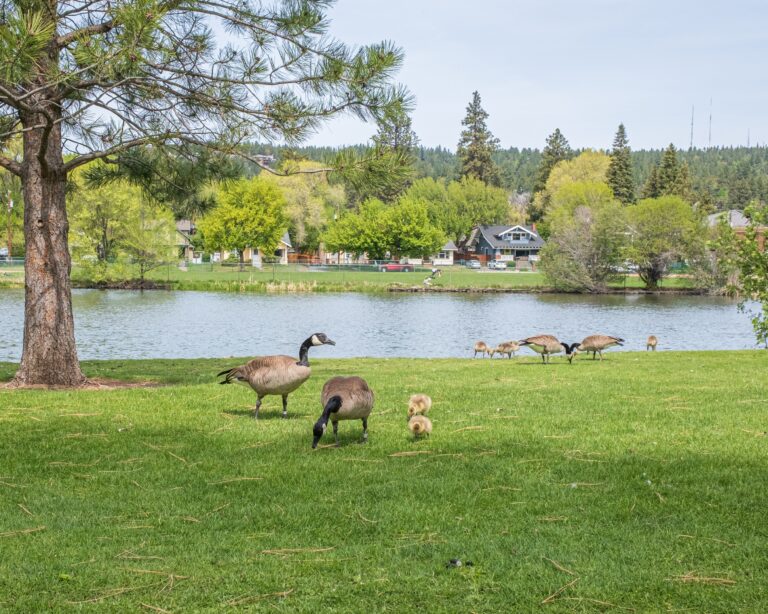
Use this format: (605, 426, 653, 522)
(217, 333, 335, 419)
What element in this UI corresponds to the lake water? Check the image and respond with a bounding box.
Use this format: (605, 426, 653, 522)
(0, 289, 759, 361)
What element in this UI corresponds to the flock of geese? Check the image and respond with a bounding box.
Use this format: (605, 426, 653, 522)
(475, 333, 659, 364)
(216, 331, 660, 448)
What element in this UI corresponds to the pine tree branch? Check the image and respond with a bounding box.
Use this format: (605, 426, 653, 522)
(56, 19, 115, 48)
(0, 154, 21, 176)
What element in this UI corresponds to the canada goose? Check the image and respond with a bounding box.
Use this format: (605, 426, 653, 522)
(647, 335, 658, 351)
(408, 393, 432, 418)
(408, 415, 432, 438)
(519, 334, 578, 364)
(217, 333, 335, 419)
(312, 376, 374, 449)
(473, 341, 491, 358)
(577, 334, 625, 361)
(494, 341, 519, 359)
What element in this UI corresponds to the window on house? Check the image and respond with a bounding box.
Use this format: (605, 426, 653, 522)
(437, 251, 447, 259)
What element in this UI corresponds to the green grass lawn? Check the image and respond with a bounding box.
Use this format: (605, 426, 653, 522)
(1, 351, 766, 612)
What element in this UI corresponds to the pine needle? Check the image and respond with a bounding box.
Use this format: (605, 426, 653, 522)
(0, 526, 46, 538)
(541, 577, 579, 604)
(543, 557, 576, 576)
(671, 572, 736, 586)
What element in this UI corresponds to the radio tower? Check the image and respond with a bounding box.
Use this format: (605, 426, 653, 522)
(689, 105, 695, 150)
(708, 98, 712, 148)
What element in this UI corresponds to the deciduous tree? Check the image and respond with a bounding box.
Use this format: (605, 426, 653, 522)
(539, 181, 627, 292)
(626, 196, 703, 288)
(733, 205, 768, 347)
(198, 178, 287, 270)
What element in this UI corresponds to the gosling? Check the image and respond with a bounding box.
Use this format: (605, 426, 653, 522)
(408, 393, 432, 418)
(473, 341, 491, 358)
(408, 415, 432, 439)
(494, 341, 519, 359)
(646, 335, 658, 351)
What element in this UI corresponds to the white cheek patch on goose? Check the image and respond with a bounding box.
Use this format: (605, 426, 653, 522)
(311, 334, 321, 346)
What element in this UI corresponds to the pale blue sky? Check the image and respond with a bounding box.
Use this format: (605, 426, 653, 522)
(306, 0, 767, 151)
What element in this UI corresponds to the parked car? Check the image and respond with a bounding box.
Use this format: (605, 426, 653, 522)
(379, 262, 414, 272)
(487, 261, 507, 270)
(465, 260, 481, 269)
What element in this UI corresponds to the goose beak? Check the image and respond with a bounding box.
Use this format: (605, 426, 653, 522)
(325, 338, 336, 346)
(312, 435, 321, 449)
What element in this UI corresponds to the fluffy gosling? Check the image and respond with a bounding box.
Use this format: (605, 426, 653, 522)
(408, 415, 432, 438)
(408, 393, 432, 418)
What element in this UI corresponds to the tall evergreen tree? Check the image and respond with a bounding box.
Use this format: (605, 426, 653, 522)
(642, 165, 660, 199)
(0, 0, 408, 387)
(456, 91, 501, 186)
(606, 124, 635, 204)
(533, 129, 572, 193)
(368, 103, 418, 202)
(642, 144, 692, 202)
(657, 144, 681, 192)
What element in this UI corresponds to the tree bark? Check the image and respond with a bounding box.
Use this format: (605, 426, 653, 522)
(11, 109, 86, 387)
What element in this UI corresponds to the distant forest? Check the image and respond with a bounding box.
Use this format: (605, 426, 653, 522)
(248, 143, 768, 211)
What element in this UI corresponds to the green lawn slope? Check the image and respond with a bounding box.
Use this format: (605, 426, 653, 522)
(1, 351, 766, 611)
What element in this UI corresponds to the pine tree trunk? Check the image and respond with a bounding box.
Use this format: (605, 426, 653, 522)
(11, 110, 86, 387)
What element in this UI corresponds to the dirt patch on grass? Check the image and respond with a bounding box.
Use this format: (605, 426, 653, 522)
(3, 378, 165, 391)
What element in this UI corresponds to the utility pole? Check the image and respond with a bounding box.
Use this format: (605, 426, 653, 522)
(708, 98, 712, 148)
(5, 193, 12, 262)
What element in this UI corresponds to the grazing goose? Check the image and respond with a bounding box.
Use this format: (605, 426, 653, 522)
(408, 393, 432, 418)
(473, 341, 491, 358)
(646, 335, 658, 351)
(577, 334, 625, 361)
(408, 415, 432, 438)
(312, 376, 375, 449)
(217, 333, 335, 419)
(519, 334, 578, 364)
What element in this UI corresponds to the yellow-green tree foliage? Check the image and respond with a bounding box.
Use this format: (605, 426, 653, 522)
(199, 177, 287, 264)
(531, 150, 611, 230)
(626, 196, 704, 288)
(263, 160, 345, 253)
(540, 181, 627, 291)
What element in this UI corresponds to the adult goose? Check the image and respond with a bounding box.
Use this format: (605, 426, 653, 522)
(312, 376, 374, 449)
(217, 333, 335, 419)
(519, 334, 578, 364)
(577, 334, 625, 360)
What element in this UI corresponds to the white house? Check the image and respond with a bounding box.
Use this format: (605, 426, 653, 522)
(431, 240, 458, 266)
(242, 232, 292, 267)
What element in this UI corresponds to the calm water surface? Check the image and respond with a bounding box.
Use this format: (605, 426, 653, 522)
(0, 289, 759, 361)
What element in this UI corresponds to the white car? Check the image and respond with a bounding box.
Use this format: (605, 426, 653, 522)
(487, 261, 507, 270)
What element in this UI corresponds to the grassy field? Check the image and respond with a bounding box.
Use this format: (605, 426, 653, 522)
(68, 262, 695, 293)
(1, 351, 766, 612)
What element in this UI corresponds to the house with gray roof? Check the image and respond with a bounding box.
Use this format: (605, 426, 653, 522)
(465, 224, 545, 265)
(707, 210, 750, 229)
